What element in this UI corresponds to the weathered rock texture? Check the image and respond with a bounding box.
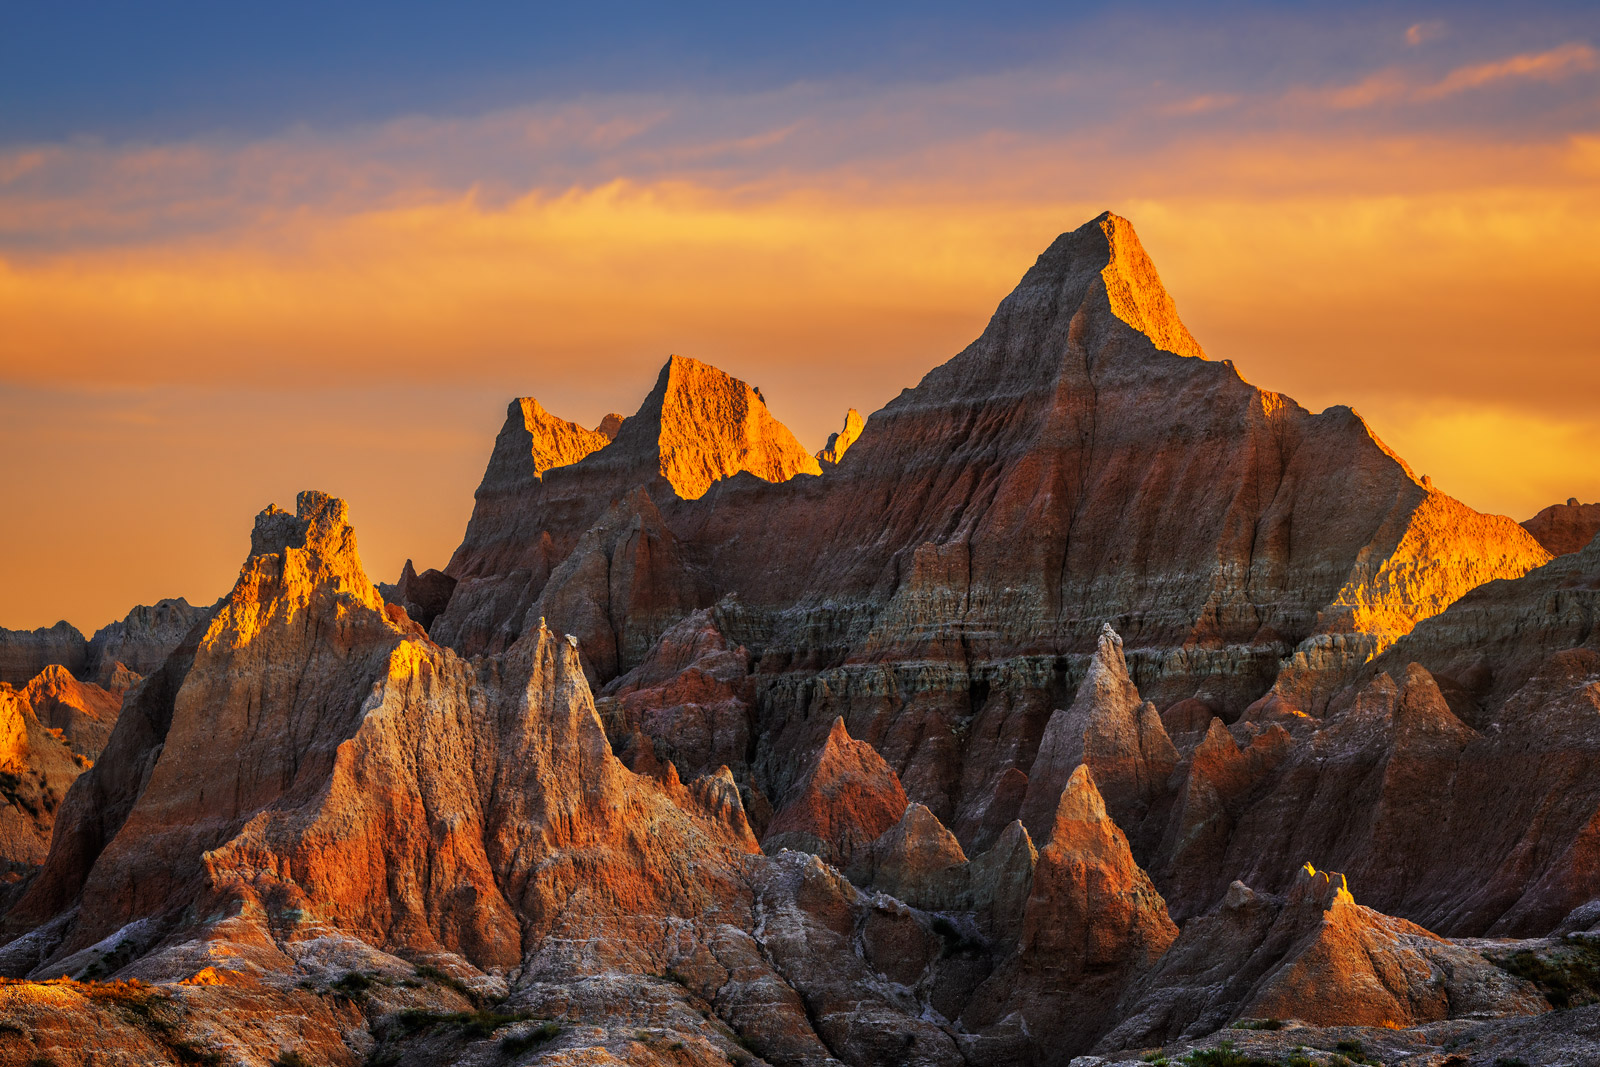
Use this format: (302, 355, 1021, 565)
(1523, 497, 1600, 557)
(84, 598, 205, 680)
(434, 355, 820, 659)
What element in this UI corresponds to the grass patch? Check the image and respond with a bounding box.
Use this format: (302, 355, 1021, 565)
(1490, 935, 1600, 1009)
(1331, 1039, 1379, 1065)
(1181, 1042, 1279, 1067)
(1230, 1018, 1284, 1031)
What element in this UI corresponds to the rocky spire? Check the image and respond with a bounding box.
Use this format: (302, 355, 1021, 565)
(1020, 624, 1178, 850)
(816, 407, 864, 466)
(601, 355, 822, 499)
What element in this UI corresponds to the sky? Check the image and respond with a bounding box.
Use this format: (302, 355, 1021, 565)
(3, 1, 1599, 633)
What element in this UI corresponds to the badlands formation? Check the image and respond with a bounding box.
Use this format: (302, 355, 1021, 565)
(0, 213, 1597, 1066)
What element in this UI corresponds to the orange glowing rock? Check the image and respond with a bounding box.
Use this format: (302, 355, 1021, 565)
(815, 407, 864, 466)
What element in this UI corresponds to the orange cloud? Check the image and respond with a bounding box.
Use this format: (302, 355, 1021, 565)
(1418, 41, 1598, 99)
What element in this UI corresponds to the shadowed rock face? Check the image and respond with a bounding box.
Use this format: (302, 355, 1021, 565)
(1523, 498, 1600, 557)
(0, 622, 87, 687)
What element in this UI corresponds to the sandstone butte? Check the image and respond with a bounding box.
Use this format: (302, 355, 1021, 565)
(1, 212, 1598, 1065)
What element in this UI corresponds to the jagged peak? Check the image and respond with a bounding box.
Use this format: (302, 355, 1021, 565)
(1052, 764, 1112, 836)
(1290, 862, 1355, 911)
(511, 396, 613, 478)
(608, 354, 822, 499)
(817, 407, 865, 466)
(249, 490, 351, 559)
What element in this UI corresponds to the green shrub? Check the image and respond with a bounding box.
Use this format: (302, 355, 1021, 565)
(1230, 1018, 1284, 1031)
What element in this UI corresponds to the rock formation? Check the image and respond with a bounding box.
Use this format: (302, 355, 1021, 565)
(84, 598, 206, 680)
(816, 407, 864, 466)
(1019, 623, 1178, 858)
(1523, 497, 1600, 556)
(961, 766, 1178, 1061)
(434, 354, 820, 657)
(3, 212, 1597, 1065)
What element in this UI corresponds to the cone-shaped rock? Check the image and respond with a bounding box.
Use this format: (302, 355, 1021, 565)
(1099, 864, 1547, 1049)
(764, 717, 909, 869)
(1020, 623, 1178, 852)
(961, 765, 1177, 1061)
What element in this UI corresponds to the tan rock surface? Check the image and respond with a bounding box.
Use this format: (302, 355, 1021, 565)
(1100, 865, 1547, 1050)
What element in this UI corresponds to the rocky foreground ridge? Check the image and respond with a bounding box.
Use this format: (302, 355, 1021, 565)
(1, 212, 1597, 1066)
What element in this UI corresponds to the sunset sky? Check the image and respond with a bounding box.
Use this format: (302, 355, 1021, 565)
(4, 2, 1598, 634)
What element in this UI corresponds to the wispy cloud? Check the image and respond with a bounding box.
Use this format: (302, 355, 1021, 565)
(1290, 41, 1598, 111)
(1418, 41, 1597, 99)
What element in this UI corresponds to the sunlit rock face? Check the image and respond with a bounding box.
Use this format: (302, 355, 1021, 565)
(816, 407, 864, 466)
(1523, 497, 1600, 557)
